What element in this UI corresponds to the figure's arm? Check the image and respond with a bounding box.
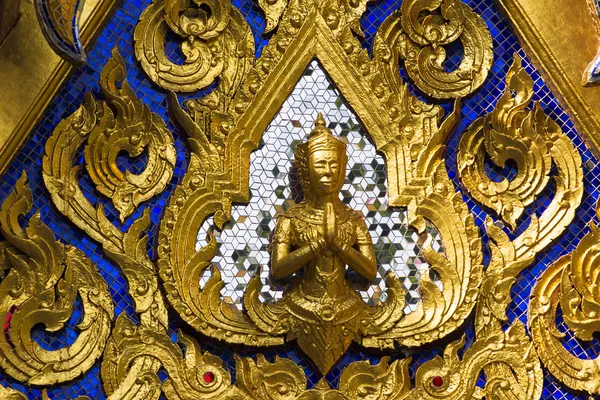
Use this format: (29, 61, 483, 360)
(335, 243, 377, 281)
(272, 244, 316, 279)
(271, 218, 319, 280)
(330, 213, 377, 281)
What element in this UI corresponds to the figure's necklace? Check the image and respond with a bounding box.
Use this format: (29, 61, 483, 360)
(288, 203, 353, 225)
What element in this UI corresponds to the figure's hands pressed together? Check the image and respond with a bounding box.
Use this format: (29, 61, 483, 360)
(324, 203, 347, 254)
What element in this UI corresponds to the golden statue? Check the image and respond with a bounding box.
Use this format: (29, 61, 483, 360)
(272, 113, 377, 369)
(245, 114, 405, 374)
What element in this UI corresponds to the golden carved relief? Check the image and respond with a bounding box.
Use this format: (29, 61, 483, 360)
(245, 114, 405, 373)
(84, 48, 176, 222)
(0, 173, 113, 385)
(0, 0, 590, 398)
(134, 0, 255, 92)
(155, 0, 491, 361)
(529, 208, 600, 394)
(459, 55, 553, 230)
(463, 54, 583, 400)
(43, 48, 172, 398)
(397, 0, 493, 99)
(0, 386, 91, 400)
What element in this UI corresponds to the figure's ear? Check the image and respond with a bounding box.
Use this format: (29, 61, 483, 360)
(340, 152, 348, 175)
(338, 155, 347, 190)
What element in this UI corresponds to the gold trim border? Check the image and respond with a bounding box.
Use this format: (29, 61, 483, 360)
(496, 0, 600, 158)
(0, 0, 118, 176)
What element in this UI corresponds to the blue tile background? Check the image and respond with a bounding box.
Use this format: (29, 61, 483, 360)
(0, 0, 598, 399)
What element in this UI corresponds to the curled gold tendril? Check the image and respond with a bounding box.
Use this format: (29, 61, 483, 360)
(529, 214, 600, 394)
(85, 47, 176, 222)
(134, 0, 255, 92)
(32, 0, 590, 396)
(42, 48, 172, 397)
(458, 54, 553, 230)
(0, 173, 113, 385)
(382, 0, 493, 99)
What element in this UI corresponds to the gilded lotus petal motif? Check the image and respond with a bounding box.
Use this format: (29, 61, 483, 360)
(0, 0, 596, 398)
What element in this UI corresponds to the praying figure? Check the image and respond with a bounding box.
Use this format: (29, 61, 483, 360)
(245, 114, 404, 374)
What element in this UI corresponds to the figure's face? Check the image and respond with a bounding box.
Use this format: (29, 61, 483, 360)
(308, 150, 345, 196)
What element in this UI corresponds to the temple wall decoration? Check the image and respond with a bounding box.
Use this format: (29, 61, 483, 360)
(0, 0, 600, 399)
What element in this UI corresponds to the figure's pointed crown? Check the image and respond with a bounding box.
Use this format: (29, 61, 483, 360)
(295, 114, 347, 199)
(302, 113, 346, 156)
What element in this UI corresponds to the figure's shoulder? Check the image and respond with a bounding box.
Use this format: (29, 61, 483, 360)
(281, 203, 305, 219)
(338, 204, 364, 221)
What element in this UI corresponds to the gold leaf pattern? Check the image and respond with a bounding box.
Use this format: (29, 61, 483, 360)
(85, 47, 176, 222)
(0, 174, 113, 385)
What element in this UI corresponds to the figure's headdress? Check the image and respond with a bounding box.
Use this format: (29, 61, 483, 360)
(299, 113, 346, 156)
(295, 114, 347, 199)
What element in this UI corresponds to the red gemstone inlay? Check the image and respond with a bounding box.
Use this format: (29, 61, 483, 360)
(4, 305, 18, 348)
(4, 305, 17, 331)
(203, 371, 215, 384)
(5, 305, 16, 325)
(432, 376, 444, 388)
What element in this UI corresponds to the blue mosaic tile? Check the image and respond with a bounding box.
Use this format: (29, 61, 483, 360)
(0, 0, 598, 399)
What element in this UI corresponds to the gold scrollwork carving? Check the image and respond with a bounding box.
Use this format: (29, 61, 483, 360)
(257, 0, 289, 33)
(98, 313, 415, 400)
(413, 322, 542, 399)
(0, 173, 113, 385)
(43, 48, 170, 331)
(10, 0, 585, 397)
(85, 47, 176, 222)
(394, 0, 494, 99)
(461, 54, 584, 331)
(460, 55, 584, 399)
(529, 206, 600, 395)
(0, 386, 91, 400)
(156, 0, 487, 361)
(0, 386, 28, 400)
(43, 48, 174, 397)
(459, 55, 553, 230)
(134, 0, 255, 92)
(93, 312, 544, 400)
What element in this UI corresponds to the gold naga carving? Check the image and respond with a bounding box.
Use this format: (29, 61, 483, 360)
(0, 0, 587, 398)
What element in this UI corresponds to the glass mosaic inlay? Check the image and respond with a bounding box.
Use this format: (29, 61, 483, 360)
(196, 61, 444, 314)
